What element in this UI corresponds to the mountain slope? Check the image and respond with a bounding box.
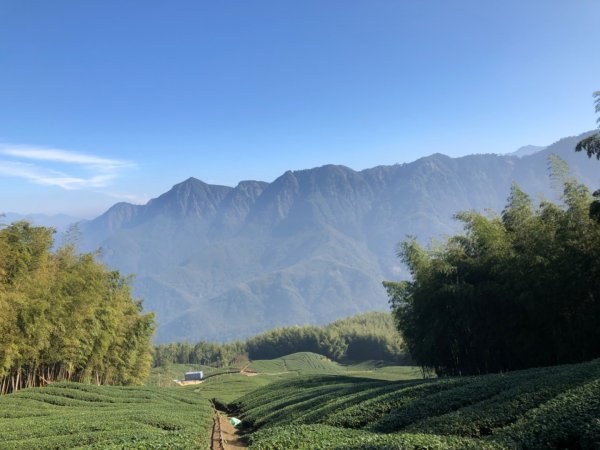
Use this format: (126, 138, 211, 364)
(80, 131, 600, 342)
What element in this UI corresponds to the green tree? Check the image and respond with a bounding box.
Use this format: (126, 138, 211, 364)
(575, 90, 600, 159)
(385, 165, 600, 375)
(575, 90, 600, 221)
(0, 221, 155, 394)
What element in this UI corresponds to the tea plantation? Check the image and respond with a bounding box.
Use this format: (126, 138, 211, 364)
(0, 383, 213, 449)
(249, 352, 345, 374)
(233, 358, 600, 449)
(2, 356, 598, 449)
(191, 352, 422, 404)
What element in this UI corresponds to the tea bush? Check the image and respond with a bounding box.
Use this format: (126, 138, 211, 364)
(0, 383, 212, 449)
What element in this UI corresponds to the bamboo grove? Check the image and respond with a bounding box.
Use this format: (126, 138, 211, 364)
(385, 157, 600, 376)
(0, 221, 155, 394)
(153, 312, 406, 367)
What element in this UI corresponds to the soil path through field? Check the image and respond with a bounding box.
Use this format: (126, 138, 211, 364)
(240, 364, 258, 377)
(217, 412, 246, 449)
(210, 411, 224, 450)
(210, 400, 247, 450)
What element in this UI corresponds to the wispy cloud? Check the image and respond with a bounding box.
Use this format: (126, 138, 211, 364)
(0, 144, 135, 192)
(101, 190, 150, 204)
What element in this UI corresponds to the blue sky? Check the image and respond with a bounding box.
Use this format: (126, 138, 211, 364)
(0, 1, 599, 218)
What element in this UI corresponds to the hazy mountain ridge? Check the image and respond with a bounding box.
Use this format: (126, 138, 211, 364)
(1, 212, 81, 231)
(510, 144, 547, 157)
(80, 131, 600, 343)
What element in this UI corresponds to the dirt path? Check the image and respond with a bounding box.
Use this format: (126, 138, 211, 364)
(217, 412, 246, 449)
(240, 364, 258, 377)
(210, 400, 247, 450)
(210, 410, 225, 450)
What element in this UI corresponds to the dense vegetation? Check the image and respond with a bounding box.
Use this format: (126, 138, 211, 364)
(153, 312, 406, 369)
(153, 340, 247, 368)
(575, 90, 600, 161)
(385, 160, 600, 375)
(0, 382, 212, 449)
(0, 221, 155, 394)
(233, 358, 600, 449)
(575, 90, 600, 222)
(247, 312, 404, 362)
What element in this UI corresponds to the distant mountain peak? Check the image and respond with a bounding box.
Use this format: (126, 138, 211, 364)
(178, 176, 205, 185)
(235, 180, 269, 189)
(77, 131, 600, 343)
(510, 145, 547, 158)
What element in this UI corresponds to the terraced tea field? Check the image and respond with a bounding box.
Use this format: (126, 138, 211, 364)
(190, 352, 423, 404)
(0, 353, 422, 449)
(234, 358, 600, 449)
(0, 383, 213, 449)
(4, 354, 596, 449)
(146, 363, 225, 387)
(249, 352, 345, 374)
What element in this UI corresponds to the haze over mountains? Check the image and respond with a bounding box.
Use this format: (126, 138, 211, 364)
(2, 213, 81, 232)
(78, 132, 600, 343)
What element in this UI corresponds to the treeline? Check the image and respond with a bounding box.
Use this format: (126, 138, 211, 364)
(153, 312, 407, 367)
(0, 221, 155, 394)
(385, 158, 600, 376)
(153, 340, 247, 368)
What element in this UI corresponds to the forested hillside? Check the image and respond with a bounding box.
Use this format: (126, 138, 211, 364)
(79, 132, 600, 342)
(153, 312, 407, 368)
(0, 221, 155, 394)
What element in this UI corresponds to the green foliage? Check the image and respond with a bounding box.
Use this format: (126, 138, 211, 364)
(250, 352, 343, 374)
(145, 363, 222, 387)
(575, 90, 600, 222)
(493, 377, 600, 449)
(246, 312, 405, 361)
(237, 359, 600, 449)
(246, 325, 341, 361)
(248, 424, 502, 450)
(189, 353, 421, 405)
(0, 382, 212, 449)
(386, 169, 600, 375)
(154, 312, 406, 370)
(0, 221, 155, 394)
(193, 371, 284, 404)
(575, 90, 600, 159)
(153, 340, 247, 369)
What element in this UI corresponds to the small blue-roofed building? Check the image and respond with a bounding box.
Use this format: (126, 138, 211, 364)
(184, 371, 203, 381)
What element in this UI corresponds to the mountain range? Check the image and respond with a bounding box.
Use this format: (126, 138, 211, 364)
(79, 131, 600, 343)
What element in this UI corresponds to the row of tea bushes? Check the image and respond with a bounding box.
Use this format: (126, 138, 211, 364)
(0, 383, 213, 449)
(235, 359, 600, 449)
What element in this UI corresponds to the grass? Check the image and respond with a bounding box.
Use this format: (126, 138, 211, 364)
(189, 352, 423, 404)
(249, 352, 344, 374)
(146, 363, 232, 387)
(250, 352, 421, 379)
(232, 358, 600, 449)
(343, 362, 425, 381)
(192, 372, 295, 404)
(0, 382, 213, 449)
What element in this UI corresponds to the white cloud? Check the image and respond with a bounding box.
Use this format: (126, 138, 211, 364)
(0, 145, 131, 169)
(101, 190, 151, 204)
(0, 144, 136, 192)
